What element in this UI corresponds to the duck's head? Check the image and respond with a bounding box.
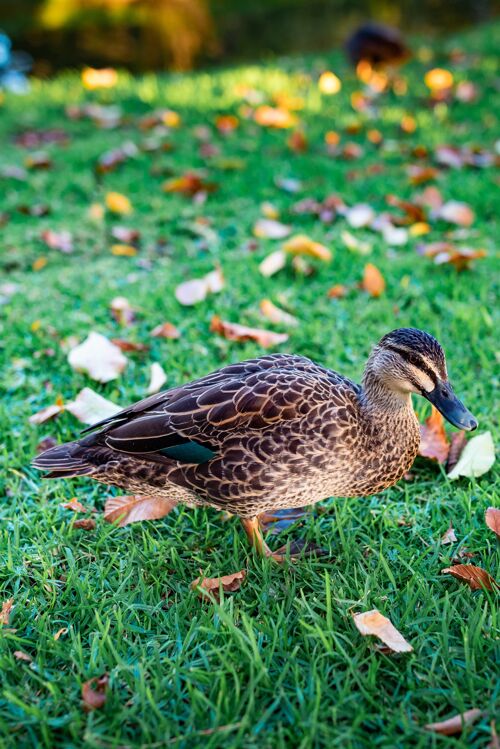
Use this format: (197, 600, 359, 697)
(366, 327, 477, 431)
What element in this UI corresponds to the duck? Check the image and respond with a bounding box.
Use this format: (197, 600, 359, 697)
(32, 328, 477, 562)
(345, 22, 410, 68)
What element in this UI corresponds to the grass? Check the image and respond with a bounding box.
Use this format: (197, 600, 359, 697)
(0, 20, 499, 749)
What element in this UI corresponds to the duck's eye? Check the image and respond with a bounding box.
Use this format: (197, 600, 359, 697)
(440, 385, 450, 398)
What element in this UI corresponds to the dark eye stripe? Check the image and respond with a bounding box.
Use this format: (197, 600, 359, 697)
(384, 344, 438, 386)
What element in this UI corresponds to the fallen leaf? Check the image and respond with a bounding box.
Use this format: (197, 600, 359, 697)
(61, 498, 88, 513)
(447, 432, 495, 479)
(96, 142, 137, 174)
(104, 495, 176, 526)
(440, 524, 458, 545)
(111, 338, 149, 353)
(407, 165, 439, 185)
(73, 519, 96, 530)
(82, 674, 109, 712)
(0, 599, 14, 626)
(260, 299, 298, 327)
(25, 152, 52, 170)
(437, 200, 474, 227)
(353, 609, 413, 653)
(345, 204, 375, 228)
(254, 106, 297, 129)
(147, 362, 167, 394)
(327, 284, 348, 299)
(191, 570, 246, 599)
(163, 173, 217, 197)
(341, 230, 372, 255)
(288, 130, 308, 152)
(210, 316, 288, 348)
(282, 235, 331, 262)
(150, 322, 181, 339)
(419, 407, 449, 463)
(215, 114, 239, 134)
(175, 268, 224, 306)
(110, 296, 135, 325)
(14, 650, 32, 662)
(110, 243, 137, 257)
(41, 230, 73, 254)
(441, 564, 497, 591)
(53, 627, 68, 640)
(111, 226, 140, 244)
(361, 264, 385, 297)
(253, 218, 291, 239)
(318, 71, 342, 94)
(68, 332, 128, 383)
(259, 249, 287, 277)
(424, 709, 483, 736)
(424, 68, 454, 91)
(29, 402, 64, 425)
(105, 192, 132, 214)
(417, 242, 487, 271)
(65, 388, 121, 425)
(485, 507, 500, 538)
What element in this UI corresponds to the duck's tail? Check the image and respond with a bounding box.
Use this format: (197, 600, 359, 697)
(31, 436, 99, 479)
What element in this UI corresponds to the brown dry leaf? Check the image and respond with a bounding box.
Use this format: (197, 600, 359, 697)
(110, 296, 135, 325)
(82, 674, 109, 712)
(147, 362, 167, 395)
(111, 226, 140, 244)
(407, 165, 439, 185)
(163, 173, 217, 197)
(41, 230, 73, 254)
(282, 235, 332, 262)
(441, 564, 498, 591)
(259, 249, 287, 277)
(417, 242, 487, 271)
(353, 609, 413, 653)
(68, 332, 128, 383)
(253, 218, 291, 239)
(61, 498, 88, 513)
(210, 315, 288, 348)
(53, 627, 68, 640)
(151, 322, 181, 339)
(424, 709, 483, 736)
(14, 650, 33, 662)
(485, 507, 500, 539)
(437, 200, 474, 227)
(416, 185, 444, 211)
(327, 284, 348, 299)
(260, 299, 298, 327)
(419, 407, 449, 463)
(104, 495, 176, 526)
(0, 599, 14, 626)
(29, 402, 64, 425)
(65, 387, 121, 425)
(111, 338, 149, 353)
(440, 524, 458, 545)
(446, 431, 467, 473)
(361, 264, 385, 297)
(73, 519, 96, 531)
(191, 570, 246, 599)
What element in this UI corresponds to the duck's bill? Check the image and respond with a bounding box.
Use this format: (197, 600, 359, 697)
(425, 382, 478, 431)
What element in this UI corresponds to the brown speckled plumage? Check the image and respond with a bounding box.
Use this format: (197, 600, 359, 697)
(32, 328, 476, 558)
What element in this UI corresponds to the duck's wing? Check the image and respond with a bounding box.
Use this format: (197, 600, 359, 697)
(82, 354, 354, 463)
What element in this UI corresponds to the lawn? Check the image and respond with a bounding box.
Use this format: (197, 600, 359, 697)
(0, 21, 499, 749)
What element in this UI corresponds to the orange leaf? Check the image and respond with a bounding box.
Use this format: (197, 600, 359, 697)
(82, 674, 109, 712)
(353, 609, 413, 653)
(327, 284, 348, 299)
(485, 507, 500, 539)
(150, 322, 181, 339)
(424, 68, 454, 91)
(361, 263, 385, 297)
(424, 709, 483, 736)
(254, 106, 297, 129)
(419, 407, 450, 463)
(72, 518, 96, 530)
(282, 234, 332, 262)
(191, 570, 246, 599)
(259, 299, 298, 327)
(0, 599, 14, 626)
(61, 498, 88, 513)
(210, 316, 288, 348)
(104, 495, 176, 527)
(441, 564, 498, 591)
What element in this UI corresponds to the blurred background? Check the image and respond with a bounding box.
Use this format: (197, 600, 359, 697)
(1, 0, 497, 76)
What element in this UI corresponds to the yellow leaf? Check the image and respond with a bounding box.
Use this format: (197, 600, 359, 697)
(282, 235, 332, 262)
(318, 71, 342, 95)
(105, 192, 132, 214)
(111, 244, 137, 256)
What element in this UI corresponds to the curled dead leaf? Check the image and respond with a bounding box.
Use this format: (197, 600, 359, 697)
(440, 524, 458, 545)
(437, 200, 474, 227)
(14, 650, 32, 663)
(417, 242, 487, 271)
(73, 518, 96, 531)
(210, 316, 288, 348)
(65, 387, 121, 425)
(260, 299, 298, 327)
(259, 249, 287, 277)
(29, 402, 64, 425)
(419, 407, 449, 463)
(61, 498, 88, 513)
(191, 570, 246, 599)
(82, 674, 109, 712)
(424, 709, 483, 736)
(441, 564, 498, 591)
(1, 599, 14, 626)
(282, 235, 331, 262)
(353, 609, 413, 653)
(485, 507, 500, 539)
(104, 495, 176, 526)
(68, 332, 128, 383)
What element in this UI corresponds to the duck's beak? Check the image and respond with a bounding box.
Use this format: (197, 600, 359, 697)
(425, 381, 478, 431)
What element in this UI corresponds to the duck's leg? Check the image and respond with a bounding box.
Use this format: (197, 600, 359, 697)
(240, 517, 291, 563)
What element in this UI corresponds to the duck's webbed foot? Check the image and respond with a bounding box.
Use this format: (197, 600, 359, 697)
(240, 517, 324, 563)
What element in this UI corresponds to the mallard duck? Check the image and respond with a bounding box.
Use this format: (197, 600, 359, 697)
(32, 328, 476, 561)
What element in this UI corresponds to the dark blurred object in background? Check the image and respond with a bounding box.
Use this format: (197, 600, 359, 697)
(0, 0, 496, 74)
(0, 32, 31, 91)
(345, 22, 410, 67)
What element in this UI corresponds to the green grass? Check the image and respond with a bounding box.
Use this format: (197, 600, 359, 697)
(0, 21, 499, 749)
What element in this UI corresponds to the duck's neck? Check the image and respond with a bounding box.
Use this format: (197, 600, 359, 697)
(360, 369, 416, 425)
